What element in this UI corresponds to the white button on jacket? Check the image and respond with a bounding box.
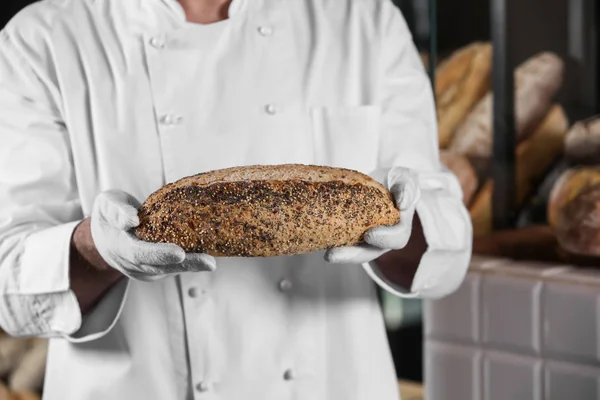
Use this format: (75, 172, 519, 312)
(257, 26, 273, 37)
(0, 0, 472, 399)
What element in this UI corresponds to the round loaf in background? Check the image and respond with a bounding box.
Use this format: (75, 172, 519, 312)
(134, 164, 400, 257)
(548, 167, 600, 256)
(547, 167, 600, 227)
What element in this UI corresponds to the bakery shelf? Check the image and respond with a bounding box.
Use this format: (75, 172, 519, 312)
(426, 1, 600, 398)
(473, 225, 600, 268)
(490, 0, 517, 230)
(489, 0, 599, 230)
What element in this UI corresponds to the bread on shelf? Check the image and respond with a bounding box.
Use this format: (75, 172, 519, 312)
(448, 52, 564, 159)
(548, 166, 600, 256)
(0, 381, 40, 400)
(469, 105, 568, 236)
(439, 150, 479, 206)
(8, 339, 47, 395)
(435, 42, 492, 148)
(564, 115, 600, 165)
(0, 338, 32, 378)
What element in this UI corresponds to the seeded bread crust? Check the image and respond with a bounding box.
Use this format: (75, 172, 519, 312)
(134, 164, 400, 257)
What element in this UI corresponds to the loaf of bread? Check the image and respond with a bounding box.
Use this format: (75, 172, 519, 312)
(0, 382, 40, 400)
(548, 167, 600, 255)
(9, 339, 47, 394)
(436, 42, 492, 148)
(10, 391, 40, 400)
(548, 167, 600, 227)
(468, 180, 493, 237)
(0, 338, 31, 377)
(439, 150, 479, 206)
(469, 105, 568, 236)
(564, 115, 600, 165)
(513, 105, 569, 203)
(449, 52, 564, 158)
(135, 164, 400, 257)
(0, 381, 9, 399)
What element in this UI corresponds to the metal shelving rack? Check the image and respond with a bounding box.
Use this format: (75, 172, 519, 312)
(428, 0, 437, 90)
(489, 0, 600, 231)
(596, 0, 600, 114)
(490, 0, 517, 230)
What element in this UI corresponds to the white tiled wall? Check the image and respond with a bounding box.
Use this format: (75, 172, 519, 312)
(426, 341, 482, 400)
(425, 256, 600, 400)
(483, 350, 542, 400)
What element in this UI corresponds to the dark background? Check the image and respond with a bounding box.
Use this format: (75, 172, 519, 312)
(2, 0, 31, 29)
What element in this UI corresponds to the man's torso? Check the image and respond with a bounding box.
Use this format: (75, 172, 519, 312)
(3, 0, 401, 398)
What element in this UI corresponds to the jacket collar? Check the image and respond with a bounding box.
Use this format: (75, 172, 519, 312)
(160, 0, 246, 19)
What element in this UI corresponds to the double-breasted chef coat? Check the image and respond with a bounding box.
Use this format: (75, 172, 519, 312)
(0, 0, 472, 399)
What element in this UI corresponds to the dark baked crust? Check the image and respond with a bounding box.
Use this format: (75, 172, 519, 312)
(134, 164, 400, 257)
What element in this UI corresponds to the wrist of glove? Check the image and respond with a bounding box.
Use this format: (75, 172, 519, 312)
(91, 189, 216, 282)
(324, 166, 421, 264)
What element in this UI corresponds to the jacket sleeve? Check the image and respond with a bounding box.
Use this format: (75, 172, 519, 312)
(362, 0, 473, 300)
(0, 26, 127, 341)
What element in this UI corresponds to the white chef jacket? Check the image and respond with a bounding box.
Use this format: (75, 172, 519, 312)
(0, 0, 472, 399)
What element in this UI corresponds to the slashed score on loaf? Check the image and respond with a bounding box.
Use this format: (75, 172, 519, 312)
(135, 164, 400, 257)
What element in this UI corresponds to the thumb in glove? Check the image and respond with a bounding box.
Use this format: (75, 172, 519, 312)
(324, 167, 420, 264)
(91, 189, 216, 281)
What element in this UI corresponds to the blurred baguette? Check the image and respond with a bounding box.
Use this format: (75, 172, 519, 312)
(0, 338, 31, 378)
(9, 339, 47, 394)
(0, 382, 39, 400)
(564, 115, 600, 165)
(439, 151, 479, 206)
(0, 381, 9, 400)
(469, 180, 494, 237)
(10, 391, 39, 400)
(435, 42, 492, 148)
(449, 52, 564, 158)
(469, 105, 568, 236)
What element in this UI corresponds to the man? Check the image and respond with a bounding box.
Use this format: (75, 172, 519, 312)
(0, 0, 472, 399)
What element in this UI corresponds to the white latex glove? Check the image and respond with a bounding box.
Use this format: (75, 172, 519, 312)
(91, 189, 216, 282)
(324, 167, 421, 264)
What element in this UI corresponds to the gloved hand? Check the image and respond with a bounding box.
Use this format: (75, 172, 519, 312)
(324, 166, 421, 264)
(91, 189, 216, 282)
